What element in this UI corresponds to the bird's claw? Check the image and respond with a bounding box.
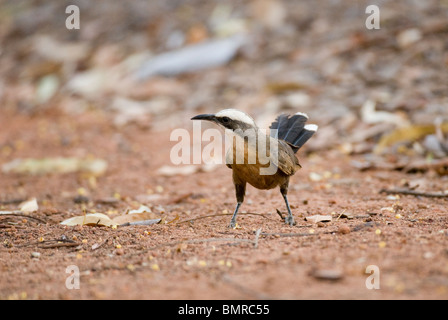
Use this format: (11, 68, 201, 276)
(285, 215, 296, 226)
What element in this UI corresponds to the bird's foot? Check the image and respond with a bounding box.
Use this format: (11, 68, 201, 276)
(285, 215, 296, 226)
(228, 220, 237, 229)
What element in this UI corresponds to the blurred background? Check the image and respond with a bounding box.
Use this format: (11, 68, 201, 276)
(1, 0, 448, 169)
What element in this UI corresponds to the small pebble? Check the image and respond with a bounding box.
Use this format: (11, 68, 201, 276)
(338, 225, 350, 234)
(31, 252, 41, 259)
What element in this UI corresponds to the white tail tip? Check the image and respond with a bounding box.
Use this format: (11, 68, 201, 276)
(304, 124, 318, 131)
(295, 112, 309, 119)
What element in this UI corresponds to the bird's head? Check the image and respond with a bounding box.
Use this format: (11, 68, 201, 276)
(191, 109, 257, 132)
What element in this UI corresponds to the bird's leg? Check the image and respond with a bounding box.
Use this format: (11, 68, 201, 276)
(229, 202, 241, 228)
(229, 182, 246, 228)
(280, 183, 295, 226)
(282, 194, 295, 226)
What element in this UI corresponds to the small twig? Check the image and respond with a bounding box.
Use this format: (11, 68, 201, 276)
(40, 242, 81, 249)
(260, 231, 319, 237)
(276, 209, 284, 221)
(336, 209, 347, 221)
(17, 238, 77, 248)
(119, 218, 161, 227)
(380, 188, 448, 199)
(0, 223, 18, 229)
(0, 223, 26, 229)
(0, 212, 47, 224)
(182, 238, 253, 245)
(177, 212, 272, 224)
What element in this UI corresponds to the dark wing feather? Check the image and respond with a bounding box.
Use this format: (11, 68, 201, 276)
(270, 113, 317, 153)
(276, 140, 301, 176)
(269, 114, 288, 139)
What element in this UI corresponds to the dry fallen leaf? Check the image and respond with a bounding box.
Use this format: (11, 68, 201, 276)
(305, 215, 332, 223)
(128, 205, 152, 214)
(112, 205, 159, 225)
(60, 213, 116, 227)
(374, 122, 448, 155)
(19, 198, 39, 213)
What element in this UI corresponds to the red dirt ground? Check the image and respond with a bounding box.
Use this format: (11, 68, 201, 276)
(1, 110, 447, 300)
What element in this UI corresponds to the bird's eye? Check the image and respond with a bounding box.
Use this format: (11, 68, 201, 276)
(221, 117, 230, 123)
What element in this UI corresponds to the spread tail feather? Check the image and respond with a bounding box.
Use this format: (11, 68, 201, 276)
(269, 113, 317, 153)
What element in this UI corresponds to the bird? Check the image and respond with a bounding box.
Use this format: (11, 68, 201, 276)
(191, 109, 317, 228)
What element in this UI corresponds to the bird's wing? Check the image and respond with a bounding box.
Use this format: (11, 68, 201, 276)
(275, 140, 301, 176)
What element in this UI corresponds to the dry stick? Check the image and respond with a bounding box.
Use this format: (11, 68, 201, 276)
(276, 209, 284, 221)
(0, 211, 47, 224)
(335, 209, 347, 221)
(177, 212, 273, 224)
(0, 223, 26, 229)
(119, 218, 161, 227)
(259, 228, 350, 237)
(16, 238, 77, 248)
(40, 242, 81, 249)
(380, 188, 448, 199)
(260, 231, 319, 238)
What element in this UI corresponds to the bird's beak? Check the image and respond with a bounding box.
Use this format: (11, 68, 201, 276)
(191, 114, 217, 122)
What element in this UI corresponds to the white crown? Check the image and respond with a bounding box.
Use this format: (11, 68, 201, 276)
(215, 109, 256, 127)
